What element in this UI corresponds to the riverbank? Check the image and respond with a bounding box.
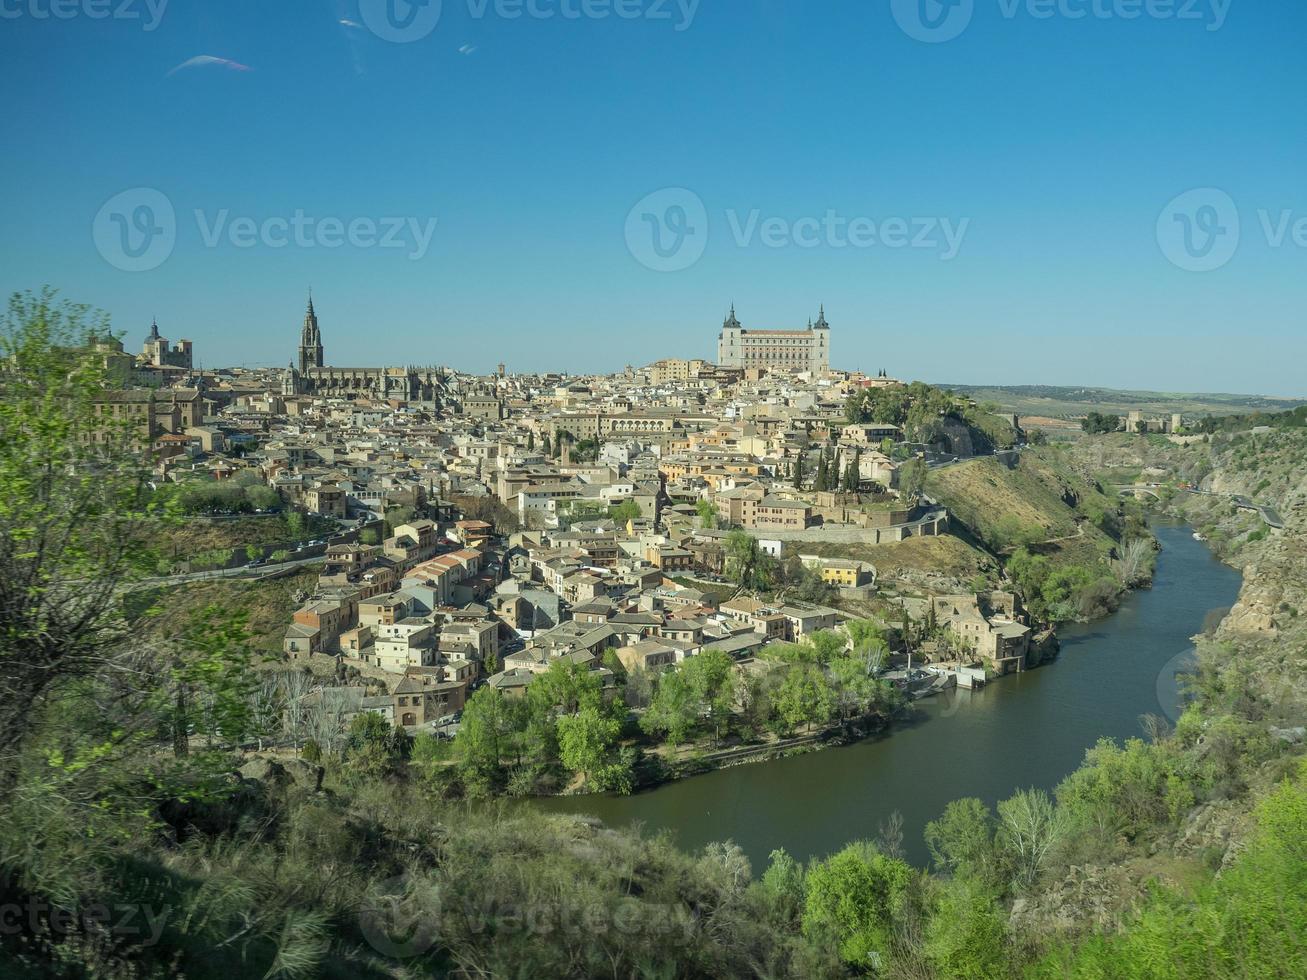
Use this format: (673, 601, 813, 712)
(530, 522, 1241, 869)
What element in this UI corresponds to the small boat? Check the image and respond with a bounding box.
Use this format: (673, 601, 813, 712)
(1192, 531, 1207, 541)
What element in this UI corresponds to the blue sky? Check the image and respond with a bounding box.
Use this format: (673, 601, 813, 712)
(1, 0, 1303, 394)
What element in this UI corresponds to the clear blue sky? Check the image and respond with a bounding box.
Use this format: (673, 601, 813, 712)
(2, 1, 1303, 394)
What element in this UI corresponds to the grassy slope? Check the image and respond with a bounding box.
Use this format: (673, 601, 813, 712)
(925, 449, 1120, 561)
(128, 568, 319, 658)
(156, 515, 335, 561)
(792, 534, 997, 595)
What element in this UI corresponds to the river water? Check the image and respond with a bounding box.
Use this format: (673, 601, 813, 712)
(529, 523, 1242, 869)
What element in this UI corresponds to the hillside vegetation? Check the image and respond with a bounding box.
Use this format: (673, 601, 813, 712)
(925, 449, 1122, 556)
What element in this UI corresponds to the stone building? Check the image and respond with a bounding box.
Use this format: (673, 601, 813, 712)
(717, 305, 830, 374)
(141, 318, 193, 369)
(283, 296, 442, 402)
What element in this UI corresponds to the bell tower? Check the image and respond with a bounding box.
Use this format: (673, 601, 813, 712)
(298, 293, 323, 373)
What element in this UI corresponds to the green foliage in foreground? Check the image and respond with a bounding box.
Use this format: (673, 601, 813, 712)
(1035, 760, 1307, 979)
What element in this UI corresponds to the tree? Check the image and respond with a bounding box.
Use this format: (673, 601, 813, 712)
(529, 658, 603, 717)
(168, 605, 264, 754)
(997, 788, 1064, 889)
(803, 841, 914, 968)
(843, 448, 861, 492)
(682, 648, 735, 744)
(794, 452, 806, 489)
(808, 630, 846, 665)
(609, 498, 642, 525)
(344, 711, 403, 779)
(829, 655, 883, 723)
(695, 498, 718, 529)
(0, 289, 159, 772)
(724, 529, 774, 591)
(284, 509, 305, 542)
(556, 704, 621, 788)
(526, 430, 535, 451)
(924, 797, 1003, 888)
(773, 663, 832, 735)
(922, 879, 1010, 979)
(760, 848, 806, 921)
(641, 668, 697, 746)
(810, 454, 831, 493)
(898, 457, 928, 498)
(458, 686, 515, 779)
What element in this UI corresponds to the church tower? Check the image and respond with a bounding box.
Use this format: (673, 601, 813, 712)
(298, 294, 323, 373)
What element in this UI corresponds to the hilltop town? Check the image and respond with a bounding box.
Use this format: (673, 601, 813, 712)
(100, 298, 1132, 788)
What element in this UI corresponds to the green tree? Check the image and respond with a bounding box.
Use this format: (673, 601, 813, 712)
(773, 663, 832, 735)
(0, 289, 160, 769)
(284, 509, 305, 542)
(695, 498, 718, 529)
(814, 451, 829, 492)
(458, 686, 516, 780)
(924, 797, 1003, 888)
(803, 841, 914, 968)
(682, 648, 735, 744)
(345, 711, 403, 779)
(641, 668, 698, 746)
(556, 704, 621, 788)
(898, 457, 928, 498)
(724, 529, 774, 591)
(609, 498, 642, 524)
(760, 848, 806, 921)
(529, 658, 604, 717)
(168, 605, 264, 755)
(829, 655, 885, 723)
(923, 879, 1010, 978)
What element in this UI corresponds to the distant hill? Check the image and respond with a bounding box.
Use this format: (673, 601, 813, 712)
(939, 384, 1306, 419)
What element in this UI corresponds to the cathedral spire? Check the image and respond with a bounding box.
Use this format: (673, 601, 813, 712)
(298, 295, 323, 372)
